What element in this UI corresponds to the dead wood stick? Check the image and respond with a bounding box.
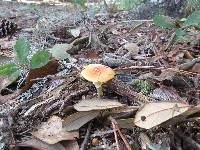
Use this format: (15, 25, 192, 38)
(115, 124, 131, 150)
(80, 122, 92, 150)
(111, 121, 120, 150)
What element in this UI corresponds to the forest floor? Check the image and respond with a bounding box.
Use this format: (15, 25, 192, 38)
(0, 1, 200, 150)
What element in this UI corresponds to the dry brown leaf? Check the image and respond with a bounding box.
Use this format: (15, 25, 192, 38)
(134, 102, 191, 129)
(19, 137, 66, 150)
(32, 116, 79, 144)
(74, 98, 124, 111)
(22, 58, 58, 93)
(63, 111, 100, 131)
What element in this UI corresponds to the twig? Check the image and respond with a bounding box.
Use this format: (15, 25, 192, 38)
(111, 121, 120, 150)
(115, 124, 131, 150)
(80, 122, 92, 150)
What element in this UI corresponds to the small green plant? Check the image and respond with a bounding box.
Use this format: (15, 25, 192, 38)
(153, 10, 200, 48)
(131, 79, 151, 95)
(0, 37, 50, 87)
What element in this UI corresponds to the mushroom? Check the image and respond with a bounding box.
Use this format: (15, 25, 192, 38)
(81, 64, 115, 98)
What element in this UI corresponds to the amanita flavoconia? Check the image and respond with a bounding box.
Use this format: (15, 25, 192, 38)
(81, 64, 115, 97)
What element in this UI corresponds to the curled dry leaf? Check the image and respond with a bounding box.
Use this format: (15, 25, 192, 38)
(32, 116, 79, 144)
(63, 111, 100, 131)
(74, 98, 124, 111)
(134, 102, 191, 129)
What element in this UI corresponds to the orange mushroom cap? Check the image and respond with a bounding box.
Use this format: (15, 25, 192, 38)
(81, 64, 115, 83)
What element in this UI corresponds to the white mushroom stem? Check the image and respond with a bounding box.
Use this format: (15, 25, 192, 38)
(93, 82, 103, 98)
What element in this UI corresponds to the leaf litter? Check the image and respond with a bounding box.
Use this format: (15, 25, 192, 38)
(0, 1, 200, 150)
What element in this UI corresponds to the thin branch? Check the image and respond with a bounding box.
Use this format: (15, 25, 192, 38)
(115, 124, 131, 150)
(111, 121, 120, 150)
(80, 122, 93, 150)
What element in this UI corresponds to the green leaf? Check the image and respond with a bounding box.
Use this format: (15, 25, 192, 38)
(5, 70, 21, 87)
(175, 29, 186, 40)
(0, 64, 19, 76)
(153, 15, 175, 29)
(14, 37, 30, 65)
(183, 10, 200, 27)
(30, 50, 50, 69)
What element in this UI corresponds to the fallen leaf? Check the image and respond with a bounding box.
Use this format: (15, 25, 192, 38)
(32, 116, 79, 144)
(116, 118, 135, 129)
(19, 137, 66, 150)
(22, 58, 58, 93)
(50, 44, 72, 60)
(123, 43, 139, 54)
(63, 111, 100, 131)
(134, 102, 191, 129)
(74, 98, 124, 111)
(69, 28, 81, 38)
(61, 140, 79, 150)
